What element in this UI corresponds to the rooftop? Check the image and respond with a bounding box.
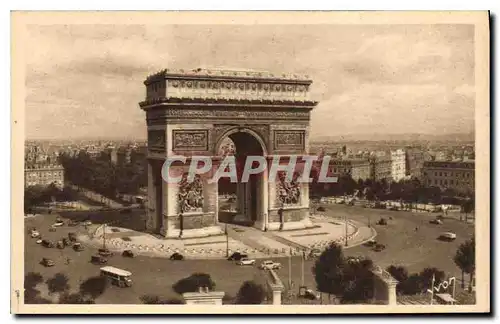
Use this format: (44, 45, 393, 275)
(145, 68, 312, 84)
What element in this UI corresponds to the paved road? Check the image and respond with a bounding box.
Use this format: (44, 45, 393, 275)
(25, 203, 474, 304)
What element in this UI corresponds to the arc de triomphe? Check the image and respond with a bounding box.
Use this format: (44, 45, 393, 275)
(139, 68, 319, 238)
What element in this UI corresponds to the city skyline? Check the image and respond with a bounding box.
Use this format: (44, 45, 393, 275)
(25, 24, 475, 140)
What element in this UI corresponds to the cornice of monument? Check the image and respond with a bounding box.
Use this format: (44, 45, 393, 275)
(139, 96, 318, 109)
(144, 68, 313, 85)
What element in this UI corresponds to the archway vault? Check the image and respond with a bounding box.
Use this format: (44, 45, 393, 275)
(140, 68, 319, 238)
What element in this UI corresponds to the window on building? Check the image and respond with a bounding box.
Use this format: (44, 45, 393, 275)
(450, 180, 454, 185)
(439, 172, 442, 176)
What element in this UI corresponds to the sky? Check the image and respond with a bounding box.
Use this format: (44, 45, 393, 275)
(24, 24, 475, 140)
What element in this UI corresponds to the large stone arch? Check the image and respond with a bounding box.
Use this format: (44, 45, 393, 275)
(140, 68, 319, 238)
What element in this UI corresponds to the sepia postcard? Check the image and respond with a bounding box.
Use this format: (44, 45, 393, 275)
(11, 11, 490, 314)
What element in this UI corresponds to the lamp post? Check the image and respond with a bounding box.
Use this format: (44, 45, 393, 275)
(225, 223, 229, 257)
(344, 214, 348, 247)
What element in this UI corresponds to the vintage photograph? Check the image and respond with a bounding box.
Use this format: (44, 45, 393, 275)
(11, 11, 490, 314)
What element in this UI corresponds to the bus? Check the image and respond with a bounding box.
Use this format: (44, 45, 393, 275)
(100, 266, 133, 288)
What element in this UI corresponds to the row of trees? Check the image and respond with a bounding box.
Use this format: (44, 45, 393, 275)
(140, 273, 266, 305)
(310, 174, 474, 207)
(59, 152, 147, 200)
(24, 184, 79, 213)
(24, 272, 108, 304)
(312, 243, 375, 304)
(313, 238, 476, 302)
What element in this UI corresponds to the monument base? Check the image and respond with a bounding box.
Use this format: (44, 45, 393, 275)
(164, 226, 224, 239)
(266, 218, 316, 231)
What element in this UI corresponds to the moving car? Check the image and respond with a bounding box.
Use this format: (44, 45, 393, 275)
(41, 240, 55, 248)
(363, 239, 377, 247)
(53, 221, 64, 227)
(309, 249, 322, 258)
(238, 258, 256, 266)
(122, 250, 135, 258)
(68, 232, 77, 242)
(98, 248, 113, 257)
(91, 255, 108, 265)
(259, 260, 281, 270)
(304, 289, 321, 300)
(40, 258, 55, 267)
(430, 219, 443, 225)
(373, 244, 386, 252)
(73, 242, 84, 251)
(227, 252, 248, 261)
(36, 239, 43, 244)
(56, 241, 65, 249)
(30, 231, 40, 238)
(439, 232, 457, 241)
(169, 252, 184, 261)
(100, 266, 132, 288)
(82, 220, 92, 226)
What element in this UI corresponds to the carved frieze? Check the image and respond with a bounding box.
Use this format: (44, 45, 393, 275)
(273, 130, 305, 152)
(178, 174, 204, 213)
(148, 130, 166, 152)
(173, 130, 209, 151)
(275, 171, 301, 206)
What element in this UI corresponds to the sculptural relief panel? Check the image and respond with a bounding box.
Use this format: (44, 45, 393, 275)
(273, 130, 305, 151)
(173, 130, 209, 151)
(275, 171, 302, 206)
(178, 174, 204, 213)
(148, 130, 166, 152)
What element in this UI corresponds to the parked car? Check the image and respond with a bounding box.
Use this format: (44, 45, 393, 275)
(98, 248, 113, 257)
(363, 239, 377, 247)
(62, 238, 71, 246)
(122, 250, 135, 258)
(82, 220, 92, 226)
(439, 232, 457, 241)
(377, 218, 388, 226)
(259, 260, 281, 270)
(73, 242, 84, 251)
(389, 206, 399, 211)
(373, 244, 386, 252)
(91, 255, 108, 265)
(68, 232, 77, 242)
(316, 206, 326, 212)
(309, 249, 322, 258)
(227, 252, 248, 261)
(53, 221, 64, 227)
(68, 220, 79, 227)
(170, 252, 184, 261)
(41, 240, 55, 248)
(238, 258, 256, 266)
(40, 258, 55, 267)
(304, 289, 321, 300)
(430, 219, 443, 225)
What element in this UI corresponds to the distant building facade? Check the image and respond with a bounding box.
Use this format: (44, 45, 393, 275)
(371, 156, 393, 182)
(422, 161, 475, 194)
(328, 158, 372, 181)
(390, 149, 407, 182)
(25, 164, 65, 188)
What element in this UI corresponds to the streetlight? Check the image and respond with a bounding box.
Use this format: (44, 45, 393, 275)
(225, 223, 229, 257)
(344, 214, 348, 247)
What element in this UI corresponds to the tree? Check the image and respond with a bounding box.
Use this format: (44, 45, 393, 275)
(235, 281, 266, 304)
(59, 292, 95, 304)
(419, 267, 445, 290)
(172, 273, 216, 295)
(340, 258, 375, 304)
(386, 265, 409, 294)
(140, 294, 184, 304)
(312, 242, 345, 300)
(79, 276, 108, 300)
(46, 273, 70, 296)
(461, 199, 474, 222)
(454, 237, 475, 290)
(24, 272, 44, 303)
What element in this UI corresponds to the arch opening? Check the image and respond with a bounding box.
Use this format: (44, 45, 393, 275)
(217, 130, 266, 227)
